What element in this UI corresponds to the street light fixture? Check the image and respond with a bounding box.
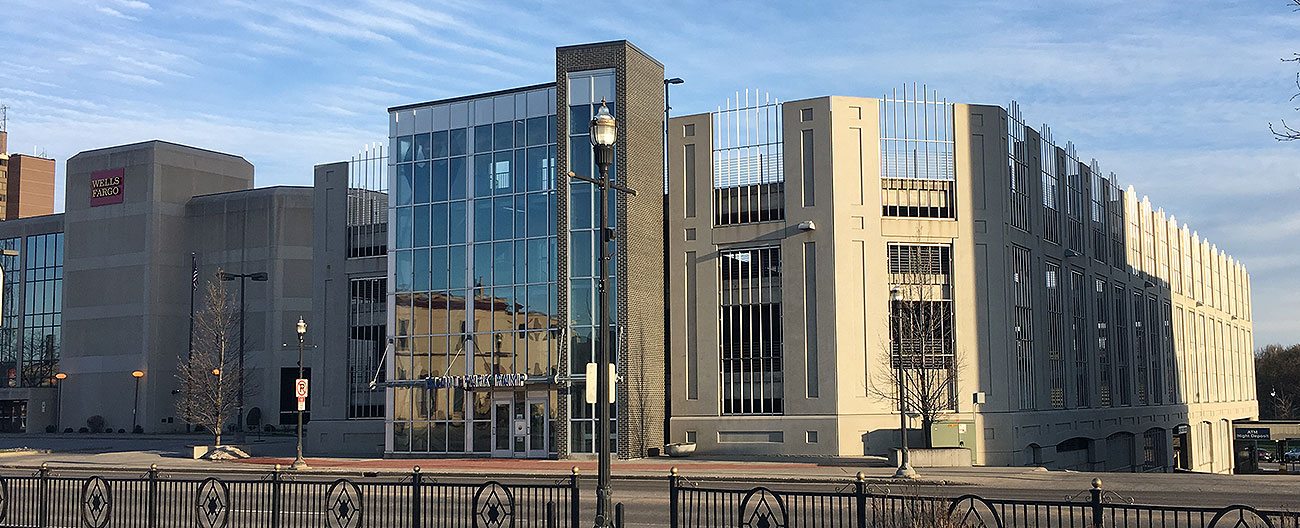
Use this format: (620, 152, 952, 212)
(890, 286, 918, 479)
(53, 372, 67, 432)
(218, 270, 268, 440)
(131, 370, 144, 432)
(291, 316, 309, 470)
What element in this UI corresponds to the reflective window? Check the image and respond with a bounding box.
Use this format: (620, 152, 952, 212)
(389, 89, 559, 454)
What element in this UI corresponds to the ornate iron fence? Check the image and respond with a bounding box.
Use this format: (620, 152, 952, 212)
(668, 470, 1300, 528)
(0, 463, 579, 528)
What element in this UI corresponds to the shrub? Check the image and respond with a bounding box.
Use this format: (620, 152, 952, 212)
(86, 415, 106, 433)
(78, 427, 89, 433)
(246, 407, 262, 429)
(133, 425, 143, 434)
(44, 424, 56, 433)
(116, 429, 126, 434)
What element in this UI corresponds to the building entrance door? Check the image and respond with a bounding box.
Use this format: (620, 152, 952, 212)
(526, 396, 548, 458)
(492, 400, 513, 457)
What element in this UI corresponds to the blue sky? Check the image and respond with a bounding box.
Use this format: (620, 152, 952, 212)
(2, 0, 1299, 344)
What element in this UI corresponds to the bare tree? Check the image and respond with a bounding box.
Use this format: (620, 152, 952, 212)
(1272, 0, 1300, 141)
(176, 270, 246, 446)
(870, 244, 963, 448)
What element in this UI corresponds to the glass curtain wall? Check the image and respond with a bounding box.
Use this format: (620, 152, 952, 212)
(0, 234, 63, 388)
(0, 237, 18, 387)
(567, 69, 617, 454)
(390, 87, 559, 454)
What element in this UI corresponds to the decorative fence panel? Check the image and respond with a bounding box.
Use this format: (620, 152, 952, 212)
(0, 465, 579, 528)
(668, 470, 1300, 528)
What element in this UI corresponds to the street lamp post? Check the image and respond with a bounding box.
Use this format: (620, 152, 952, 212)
(291, 316, 309, 470)
(568, 100, 636, 528)
(53, 372, 66, 432)
(663, 77, 683, 190)
(891, 287, 918, 479)
(131, 370, 144, 432)
(219, 270, 268, 441)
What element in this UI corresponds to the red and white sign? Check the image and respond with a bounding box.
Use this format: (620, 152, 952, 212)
(295, 378, 309, 411)
(89, 168, 125, 207)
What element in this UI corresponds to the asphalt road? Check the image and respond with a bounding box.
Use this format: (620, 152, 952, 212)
(3, 469, 1297, 528)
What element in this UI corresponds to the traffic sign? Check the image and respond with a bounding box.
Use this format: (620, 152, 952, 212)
(297, 396, 306, 411)
(294, 378, 309, 398)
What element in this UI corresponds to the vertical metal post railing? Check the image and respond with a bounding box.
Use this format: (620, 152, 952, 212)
(855, 472, 868, 528)
(1090, 478, 1104, 528)
(570, 467, 581, 528)
(668, 468, 679, 528)
(37, 463, 49, 528)
(410, 466, 422, 528)
(147, 464, 159, 528)
(269, 464, 282, 528)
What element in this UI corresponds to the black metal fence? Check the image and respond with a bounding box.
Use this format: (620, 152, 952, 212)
(669, 470, 1300, 528)
(0, 464, 579, 528)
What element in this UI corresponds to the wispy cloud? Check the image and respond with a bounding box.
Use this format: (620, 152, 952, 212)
(94, 6, 138, 21)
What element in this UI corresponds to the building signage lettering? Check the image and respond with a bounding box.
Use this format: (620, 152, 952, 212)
(423, 373, 528, 390)
(1235, 427, 1270, 441)
(90, 168, 125, 206)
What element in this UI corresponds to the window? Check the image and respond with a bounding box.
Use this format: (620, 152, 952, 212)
(1089, 162, 1107, 264)
(1069, 270, 1090, 407)
(1113, 284, 1131, 406)
(713, 93, 784, 226)
(348, 277, 386, 419)
(1064, 144, 1085, 255)
(1096, 278, 1112, 407)
(1007, 103, 1031, 231)
(719, 247, 784, 415)
(881, 87, 956, 218)
(1011, 245, 1034, 410)
(800, 108, 813, 122)
(1132, 291, 1148, 405)
(1041, 128, 1060, 244)
(1046, 262, 1064, 409)
(20, 233, 62, 388)
(348, 145, 388, 259)
(888, 243, 957, 410)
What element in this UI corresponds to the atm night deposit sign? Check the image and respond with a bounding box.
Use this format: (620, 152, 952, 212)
(90, 168, 125, 206)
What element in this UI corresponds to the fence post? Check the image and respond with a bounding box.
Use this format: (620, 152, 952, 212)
(410, 466, 422, 528)
(147, 464, 159, 528)
(855, 472, 867, 528)
(270, 464, 282, 528)
(570, 466, 580, 528)
(1089, 478, 1103, 528)
(668, 467, 679, 528)
(615, 502, 624, 528)
(37, 463, 49, 528)
(546, 501, 556, 528)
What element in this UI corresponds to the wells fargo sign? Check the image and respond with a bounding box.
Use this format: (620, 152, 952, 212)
(90, 168, 125, 206)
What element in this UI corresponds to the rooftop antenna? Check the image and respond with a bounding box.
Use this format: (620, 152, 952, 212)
(1, 104, 7, 132)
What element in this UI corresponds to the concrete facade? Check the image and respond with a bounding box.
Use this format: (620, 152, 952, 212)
(667, 95, 1255, 473)
(51, 141, 314, 435)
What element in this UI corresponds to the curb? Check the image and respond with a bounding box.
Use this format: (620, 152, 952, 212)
(0, 461, 963, 486)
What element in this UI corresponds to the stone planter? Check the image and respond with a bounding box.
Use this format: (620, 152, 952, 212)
(664, 442, 696, 457)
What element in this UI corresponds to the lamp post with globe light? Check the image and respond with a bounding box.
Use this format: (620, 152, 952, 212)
(568, 99, 636, 528)
(291, 316, 309, 470)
